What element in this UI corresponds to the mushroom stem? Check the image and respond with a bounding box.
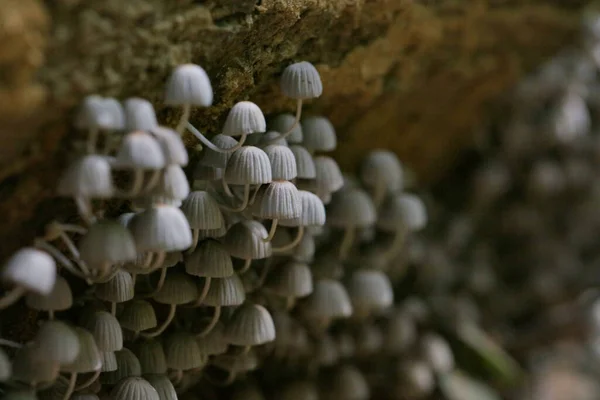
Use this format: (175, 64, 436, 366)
(87, 127, 100, 154)
(373, 179, 386, 209)
(74, 196, 96, 225)
(75, 369, 100, 390)
(150, 251, 166, 270)
(222, 177, 234, 197)
(126, 169, 144, 197)
(338, 227, 355, 261)
(238, 259, 252, 274)
(191, 277, 211, 307)
(263, 219, 279, 242)
(176, 104, 191, 135)
(186, 123, 246, 153)
(186, 229, 200, 255)
(141, 304, 176, 338)
(219, 184, 250, 213)
(0, 286, 26, 310)
(273, 226, 304, 252)
(172, 369, 183, 386)
(57, 230, 91, 277)
(196, 306, 221, 337)
(0, 338, 22, 348)
(257, 258, 272, 288)
(263, 99, 303, 145)
(248, 185, 261, 206)
(382, 227, 407, 262)
(285, 296, 295, 310)
(143, 267, 167, 298)
(62, 372, 77, 400)
(144, 169, 162, 193)
(34, 239, 91, 283)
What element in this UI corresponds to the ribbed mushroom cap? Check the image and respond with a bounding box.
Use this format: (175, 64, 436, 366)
(420, 333, 454, 373)
(199, 134, 238, 168)
(281, 61, 323, 99)
(165, 63, 213, 107)
(79, 221, 137, 266)
(32, 320, 80, 365)
(194, 164, 224, 181)
(181, 191, 225, 230)
(95, 269, 134, 303)
(164, 332, 206, 370)
(302, 279, 352, 319)
(360, 149, 403, 192)
(133, 339, 167, 374)
(0, 347, 11, 381)
(323, 365, 370, 400)
(378, 193, 428, 232)
(253, 181, 302, 220)
(212, 351, 259, 372)
(346, 269, 393, 314)
(222, 101, 266, 137)
(75, 95, 113, 130)
(280, 381, 319, 400)
(301, 116, 337, 152)
(111, 377, 160, 400)
(198, 226, 228, 240)
(263, 145, 297, 180)
(162, 251, 183, 268)
(196, 321, 229, 355)
(62, 328, 102, 373)
(327, 189, 376, 228)
(293, 233, 316, 263)
(124, 98, 158, 131)
(12, 344, 59, 385)
(115, 131, 165, 169)
(222, 220, 272, 260)
(146, 373, 178, 400)
(2, 247, 56, 295)
(83, 311, 123, 352)
(100, 348, 141, 385)
(154, 165, 190, 202)
(260, 131, 289, 147)
(265, 262, 313, 298)
(151, 126, 189, 166)
(280, 190, 326, 227)
(101, 351, 117, 372)
(224, 303, 276, 346)
(185, 239, 234, 278)
(289, 145, 316, 179)
(25, 275, 72, 312)
(57, 155, 114, 198)
(119, 300, 158, 332)
(203, 274, 246, 307)
(129, 204, 193, 252)
(314, 156, 344, 194)
(225, 146, 273, 185)
(270, 114, 303, 143)
(153, 272, 198, 305)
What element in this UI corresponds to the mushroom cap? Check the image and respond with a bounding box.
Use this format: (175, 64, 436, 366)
(75, 95, 116, 130)
(129, 205, 193, 252)
(260, 131, 289, 147)
(145, 373, 178, 400)
(152, 272, 198, 305)
(153, 165, 190, 202)
(253, 181, 302, 220)
(101, 351, 118, 372)
(57, 155, 114, 198)
(203, 274, 246, 307)
(360, 149, 403, 192)
(280, 190, 326, 227)
(151, 126, 189, 166)
(62, 327, 102, 373)
(180, 191, 225, 230)
(281, 61, 323, 99)
(346, 269, 394, 314)
(222, 101, 266, 137)
(124, 98, 158, 131)
(327, 189, 376, 228)
(95, 269, 135, 303)
(196, 321, 229, 355)
(301, 116, 337, 152)
(111, 377, 160, 400)
(224, 303, 276, 346)
(165, 63, 213, 107)
(164, 332, 206, 370)
(100, 348, 141, 385)
(420, 333, 454, 373)
(25, 275, 72, 312)
(225, 146, 273, 185)
(132, 339, 167, 375)
(314, 156, 344, 194)
(115, 131, 165, 169)
(2, 247, 56, 295)
(263, 145, 297, 181)
(119, 300, 158, 332)
(32, 320, 80, 365)
(12, 344, 59, 385)
(302, 279, 353, 319)
(198, 134, 238, 168)
(212, 350, 259, 372)
(292, 232, 316, 263)
(222, 220, 273, 260)
(79, 221, 137, 266)
(395, 360, 435, 398)
(265, 262, 313, 298)
(269, 114, 303, 143)
(83, 311, 123, 352)
(377, 193, 428, 232)
(322, 365, 370, 400)
(193, 164, 224, 181)
(289, 145, 316, 179)
(185, 239, 234, 278)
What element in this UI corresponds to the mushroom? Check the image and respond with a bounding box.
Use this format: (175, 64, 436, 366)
(145, 373, 178, 400)
(95, 269, 135, 315)
(262, 145, 297, 181)
(300, 279, 353, 331)
(289, 145, 316, 179)
(264, 261, 313, 309)
(31, 320, 80, 366)
(312, 156, 344, 203)
(222, 146, 273, 211)
(83, 311, 123, 355)
(208, 350, 259, 386)
(222, 221, 273, 274)
(195, 321, 229, 356)
(199, 274, 246, 337)
(61, 327, 102, 400)
(164, 332, 206, 385)
(132, 338, 167, 375)
(180, 191, 226, 253)
(301, 116, 337, 154)
(252, 181, 302, 242)
(75, 95, 125, 154)
(25, 275, 72, 320)
(277, 190, 326, 252)
(150, 126, 189, 167)
(224, 303, 276, 354)
(320, 365, 370, 400)
(12, 343, 60, 388)
(269, 114, 304, 144)
(124, 97, 158, 131)
(119, 300, 158, 337)
(346, 269, 394, 318)
(111, 377, 160, 400)
(100, 348, 141, 385)
(360, 149, 404, 208)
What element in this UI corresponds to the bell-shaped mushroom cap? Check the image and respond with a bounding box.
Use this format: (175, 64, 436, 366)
(62, 327, 102, 373)
(346, 269, 393, 314)
(3, 390, 39, 400)
(181, 191, 225, 230)
(162, 251, 183, 268)
(111, 377, 160, 400)
(280, 190, 326, 227)
(224, 303, 276, 346)
(115, 131, 165, 169)
(57, 155, 114, 198)
(95, 269, 134, 303)
(281, 61, 323, 99)
(151, 126, 189, 166)
(25, 275, 72, 312)
(2, 247, 56, 295)
(420, 333, 454, 373)
(203, 274, 246, 307)
(146, 373, 178, 400)
(185, 239, 234, 278)
(100, 348, 141, 384)
(101, 351, 118, 372)
(322, 365, 370, 400)
(263, 145, 297, 180)
(302, 279, 352, 319)
(265, 262, 313, 298)
(301, 116, 337, 152)
(253, 181, 302, 220)
(270, 114, 303, 143)
(260, 131, 289, 147)
(31, 320, 80, 365)
(165, 63, 213, 107)
(225, 146, 273, 185)
(212, 350, 258, 372)
(79, 221, 137, 266)
(314, 156, 344, 194)
(0, 347, 11, 381)
(360, 149, 403, 192)
(222, 220, 273, 260)
(133, 339, 167, 374)
(83, 311, 123, 352)
(378, 193, 427, 232)
(124, 98, 158, 131)
(293, 233, 316, 263)
(222, 101, 266, 137)
(196, 321, 229, 355)
(129, 204, 193, 252)
(164, 332, 206, 370)
(280, 381, 319, 400)
(75, 95, 114, 130)
(327, 189, 376, 228)
(154, 165, 190, 202)
(12, 344, 59, 385)
(153, 272, 198, 305)
(119, 300, 158, 332)
(289, 145, 316, 179)
(199, 134, 238, 168)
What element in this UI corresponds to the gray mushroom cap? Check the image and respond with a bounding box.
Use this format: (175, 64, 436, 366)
(196, 321, 229, 355)
(25, 275, 72, 312)
(57, 155, 115, 198)
(420, 333, 455, 373)
(31, 320, 80, 365)
(115, 131, 166, 169)
(289, 145, 316, 179)
(100, 348, 141, 385)
(164, 332, 206, 370)
(270, 114, 303, 143)
(83, 311, 124, 352)
(261, 131, 289, 147)
(327, 189, 376, 228)
(151, 126, 189, 166)
(12, 344, 59, 385)
(224, 303, 276, 346)
(222, 101, 266, 137)
(265, 261, 313, 298)
(225, 146, 273, 185)
(281, 61, 323, 100)
(360, 149, 404, 192)
(101, 351, 118, 372)
(119, 300, 158, 332)
(252, 181, 302, 220)
(79, 220, 137, 266)
(185, 239, 234, 278)
(75, 95, 113, 130)
(279, 190, 326, 227)
(181, 191, 225, 230)
(153, 272, 198, 305)
(62, 327, 102, 373)
(203, 274, 246, 307)
(199, 134, 238, 168)
(152, 164, 190, 202)
(2, 247, 56, 295)
(95, 269, 135, 303)
(111, 377, 160, 400)
(302, 279, 353, 319)
(146, 373, 178, 400)
(301, 116, 337, 152)
(212, 350, 259, 371)
(165, 63, 213, 107)
(124, 98, 158, 131)
(313, 156, 344, 194)
(292, 232, 316, 263)
(323, 365, 370, 400)
(346, 269, 394, 314)
(129, 204, 193, 252)
(263, 144, 298, 180)
(377, 193, 428, 232)
(222, 220, 273, 260)
(132, 339, 167, 375)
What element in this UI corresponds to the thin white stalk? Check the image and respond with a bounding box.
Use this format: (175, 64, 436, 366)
(338, 227, 355, 261)
(263, 219, 278, 242)
(273, 226, 304, 252)
(222, 177, 234, 197)
(186, 229, 199, 255)
(62, 372, 77, 400)
(190, 277, 211, 307)
(74, 369, 100, 390)
(263, 99, 303, 145)
(141, 304, 176, 338)
(382, 227, 407, 262)
(176, 104, 191, 135)
(186, 122, 246, 153)
(238, 258, 252, 274)
(196, 306, 221, 337)
(219, 183, 250, 212)
(0, 286, 26, 310)
(74, 196, 96, 226)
